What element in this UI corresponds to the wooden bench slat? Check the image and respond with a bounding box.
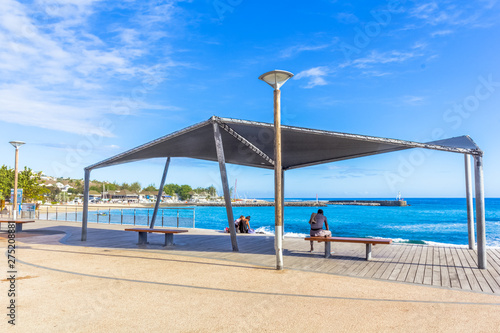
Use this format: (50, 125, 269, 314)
(305, 236, 392, 245)
(124, 228, 188, 234)
(0, 220, 35, 224)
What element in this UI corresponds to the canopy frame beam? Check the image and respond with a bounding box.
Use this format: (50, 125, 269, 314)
(213, 122, 239, 251)
(149, 157, 171, 229)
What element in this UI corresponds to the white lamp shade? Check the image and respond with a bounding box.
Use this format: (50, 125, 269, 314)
(259, 70, 294, 90)
(9, 141, 25, 148)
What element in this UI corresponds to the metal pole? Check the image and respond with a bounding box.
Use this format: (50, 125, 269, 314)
(108, 208, 111, 223)
(176, 209, 179, 228)
(464, 154, 475, 250)
(161, 209, 164, 227)
(121, 209, 123, 224)
(150, 157, 170, 229)
(81, 168, 90, 241)
(97, 209, 99, 223)
(134, 209, 136, 225)
(213, 121, 238, 251)
(65, 207, 67, 221)
(274, 88, 284, 270)
(12, 147, 19, 220)
(56, 207, 58, 220)
(474, 155, 487, 269)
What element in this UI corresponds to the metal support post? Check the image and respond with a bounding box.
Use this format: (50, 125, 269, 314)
(213, 121, 238, 251)
(150, 157, 170, 229)
(274, 89, 284, 270)
(464, 154, 476, 250)
(474, 155, 487, 269)
(81, 168, 90, 241)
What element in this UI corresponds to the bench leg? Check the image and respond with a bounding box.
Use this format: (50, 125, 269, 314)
(164, 233, 174, 246)
(15, 224, 23, 232)
(325, 242, 331, 258)
(137, 232, 148, 245)
(366, 243, 372, 260)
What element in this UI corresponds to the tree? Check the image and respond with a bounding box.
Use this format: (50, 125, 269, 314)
(0, 165, 49, 202)
(17, 168, 50, 202)
(129, 182, 141, 193)
(178, 185, 193, 201)
(163, 183, 180, 196)
(89, 185, 102, 193)
(0, 165, 13, 200)
(121, 182, 130, 190)
(207, 185, 217, 197)
(143, 184, 158, 192)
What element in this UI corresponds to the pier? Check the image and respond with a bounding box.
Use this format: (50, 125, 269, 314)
(328, 200, 407, 207)
(196, 201, 327, 207)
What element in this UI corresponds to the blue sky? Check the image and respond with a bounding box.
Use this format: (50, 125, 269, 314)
(0, 0, 499, 198)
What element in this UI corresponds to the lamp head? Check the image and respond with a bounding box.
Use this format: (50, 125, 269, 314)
(9, 141, 25, 149)
(258, 70, 294, 90)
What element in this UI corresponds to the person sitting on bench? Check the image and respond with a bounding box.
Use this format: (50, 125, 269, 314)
(309, 209, 331, 252)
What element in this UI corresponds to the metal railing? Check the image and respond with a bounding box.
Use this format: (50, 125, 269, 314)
(32, 206, 196, 228)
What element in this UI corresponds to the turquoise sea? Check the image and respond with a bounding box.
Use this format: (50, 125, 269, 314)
(54, 198, 500, 248)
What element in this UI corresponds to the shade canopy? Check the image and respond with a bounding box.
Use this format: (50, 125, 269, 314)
(85, 116, 482, 171)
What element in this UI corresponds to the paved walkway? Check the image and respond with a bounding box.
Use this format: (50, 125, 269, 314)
(12, 220, 500, 295)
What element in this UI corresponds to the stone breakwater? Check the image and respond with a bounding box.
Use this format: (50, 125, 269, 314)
(196, 201, 327, 207)
(327, 200, 407, 207)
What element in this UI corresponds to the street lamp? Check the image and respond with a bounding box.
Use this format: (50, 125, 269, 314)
(9, 141, 25, 220)
(259, 70, 293, 270)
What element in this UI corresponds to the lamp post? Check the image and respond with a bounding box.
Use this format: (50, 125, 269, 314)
(9, 141, 25, 220)
(259, 70, 294, 270)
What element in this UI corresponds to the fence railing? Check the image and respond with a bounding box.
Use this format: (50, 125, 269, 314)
(1, 206, 196, 228)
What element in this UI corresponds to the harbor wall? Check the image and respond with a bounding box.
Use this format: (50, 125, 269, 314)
(328, 200, 407, 207)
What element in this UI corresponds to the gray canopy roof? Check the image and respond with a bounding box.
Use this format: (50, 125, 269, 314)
(86, 116, 482, 171)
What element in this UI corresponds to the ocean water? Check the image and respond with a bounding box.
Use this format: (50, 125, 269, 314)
(192, 198, 500, 248)
(54, 198, 500, 247)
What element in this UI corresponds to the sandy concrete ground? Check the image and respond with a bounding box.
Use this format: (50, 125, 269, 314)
(1, 230, 500, 332)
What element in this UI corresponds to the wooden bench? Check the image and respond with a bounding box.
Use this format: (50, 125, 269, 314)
(305, 236, 392, 260)
(124, 228, 188, 246)
(0, 219, 35, 232)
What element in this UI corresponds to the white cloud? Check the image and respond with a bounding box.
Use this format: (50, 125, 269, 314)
(294, 67, 329, 88)
(336, 12, 359, 24)
(431, 29, 453, 37)
(0, 0, 183, 137)
(280, 43, 330, 58)
(344, 50, 419, 69)
(402, 95, 426, 105)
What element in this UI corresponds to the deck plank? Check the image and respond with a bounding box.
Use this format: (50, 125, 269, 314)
(431, 247, 442, 287)
(444, 247, 461, 289)
(457, 248, 487, 293)
(422, 246, 434, 285)
(439, 247, 451, 288)
(397, 245, 418, 282)
(450, 247, 471, 290)
(388, 244, 413, 280)
(405, 245, 423, 283)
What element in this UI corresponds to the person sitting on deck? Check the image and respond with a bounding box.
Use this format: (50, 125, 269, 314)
(309, 209, 331, 252)
(239, 216, 251, 233)
(234, 215, 245, 232)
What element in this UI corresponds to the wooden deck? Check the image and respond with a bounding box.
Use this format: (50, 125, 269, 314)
(12, 221, 500, 295)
